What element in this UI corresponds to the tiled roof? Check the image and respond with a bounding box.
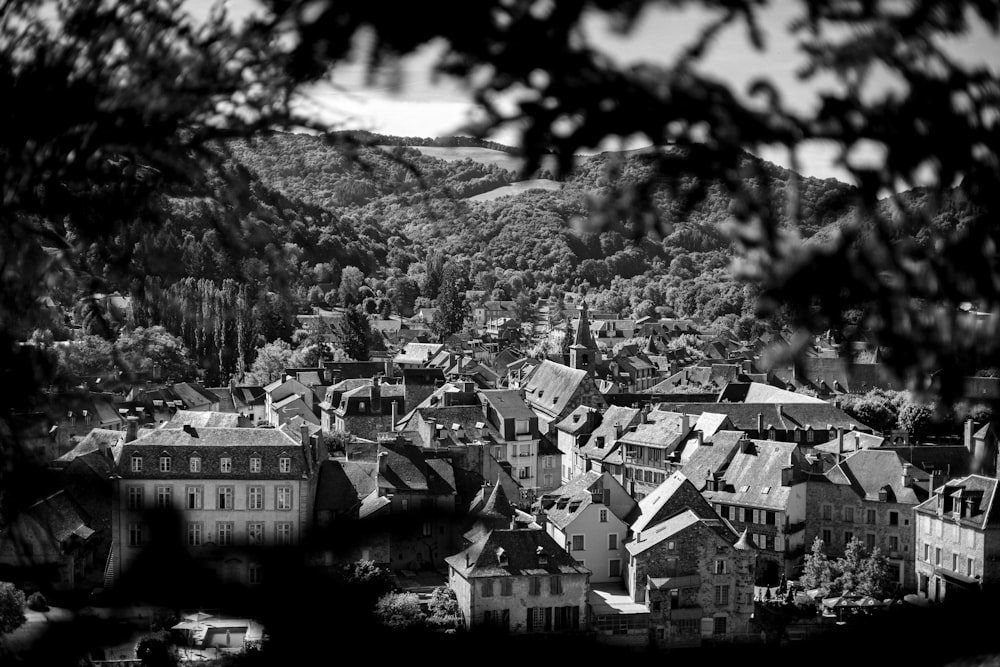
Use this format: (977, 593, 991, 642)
(650, 402, 871, 432)
(579, 406, 641, 462)
(164, 410, 240, 429)
(445, 528, 590, 578)
(825, 449, 930, 504)
(523, 360, 595, 418)
(618, 411, 691, 450)
(172, 382, 217, 409)
(701, 439, 805, 510)
(678, 430, 745, 483)
(627, 510, 736, 556)
(208, 387, 237, 413)
(631, 472, 719, 534)
(55, 428, 124, 463)
(555, 405, 600, 435)
(394, 342, 444, 365)
(914, 474, 1000, 529)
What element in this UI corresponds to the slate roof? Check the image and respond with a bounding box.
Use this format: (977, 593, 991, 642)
(700, 439, 806, 510)
(824, 449, 930, 504)
(208, 387, 237, 413)
(232, 386, 265, 410)
(815, 430, 888, 454)
(480, 390, 536, 420)
(478, 479, 517, 520)
(556, 405, 600, 435)
(718, 382, 826, 404)
(767, 359, 903, 395)
(540, 472, 602, 529)
(314, 459, 378, 515)
(627, 510, 736, 556)
(691, 412, 734, 439)
(631, 472, 720, 534)
(172, 382, 218, 409)
(20, 490, 97, 547)
(164, 410, 240, 429)
(650, 402, 871, 433)
(678, 430, 746, 483)
(445, 528, 590, 578)
(55, 428, 124, 464)
(394, 343, 444, 366)
(578, 406, 641, 460)
(617, 411, 691, 451)
(375, 442, 458, 496)
(523, 360, 592, 418)
(914, 475, 1000, 529)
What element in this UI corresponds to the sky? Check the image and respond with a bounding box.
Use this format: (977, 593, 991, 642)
(192, 0, 1000, 184)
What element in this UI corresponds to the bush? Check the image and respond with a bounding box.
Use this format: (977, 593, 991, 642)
(135, 631, 176, 667)
(0, 582, 26, 635)
(374, 592, 425, 630)
(26, 592, 47, 612)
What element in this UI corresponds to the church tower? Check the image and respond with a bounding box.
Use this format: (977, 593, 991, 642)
(569, 300, 598, 374)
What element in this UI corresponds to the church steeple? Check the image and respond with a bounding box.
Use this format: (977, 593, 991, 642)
(569, 300, 597, 374)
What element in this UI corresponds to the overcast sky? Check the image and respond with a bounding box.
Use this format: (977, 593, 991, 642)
(198, 0, 999, 184)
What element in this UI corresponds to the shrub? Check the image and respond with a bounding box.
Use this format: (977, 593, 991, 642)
(26, 592, 47, 612)
(135, 631, 176, 667)
(0, 582, 26, 635)
(374, 592, 425, 630)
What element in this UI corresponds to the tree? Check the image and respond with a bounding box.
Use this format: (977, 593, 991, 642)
(856, 546, 893, 599)
(426, 586, 461, 628)
(833, 537, 866, 597)
(338, 307, 372, 361)
(135, 632, 176, 667)
(800, 537, 834, 594)
(56, 334, 114, 378)
(897, 400, 934, 439)
(244, 340, 293, 385)
(0, 582, 26, 635)
(114, 326, 196, 380)
(432, 263, 470, 340)
(374, 592, 425, 630)
(512, 293, 534, 324)
(338, 266, 365, 306)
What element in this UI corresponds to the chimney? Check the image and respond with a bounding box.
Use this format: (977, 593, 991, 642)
(615, 424, 624, 439)
(371, 377, 381, 409)
(739, 438, 754, 455)
(854, 432, 861, 451)
(377, 451, 389, 476)
(126, 415, 139, 443)
(757, 412, 764, 435)
(301, 423, 310, 448)
(696, 430, 704, 447)
(509, 516, 518, 530)
(837, 428, 844, 461)
(965, 418, 975, 453)
(534, 509, 547, 528)
(182, 424, 197, 438)
(391, 401, 398, 432)
(777, 405, 784, 422)
(780, 465, 795, 487)
(902, 462, 914, 488)
(680, 413, 689, 434)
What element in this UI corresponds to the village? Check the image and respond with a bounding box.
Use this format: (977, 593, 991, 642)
(2, 295, 997, 660)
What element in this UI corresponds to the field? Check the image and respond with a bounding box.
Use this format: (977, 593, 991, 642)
(466, 179, 563, 202)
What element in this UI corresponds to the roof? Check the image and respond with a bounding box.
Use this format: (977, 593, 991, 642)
(19, 490, 96, 547)
(825, 449, 930, 504)
(164, 410, 240, 429)
(678, 430, 746, 483)
(815, 430, 888, 455)
(618, 412, 691, 451)
(394, 342, 444, 366)
(571, 302, 596, 349)
(692, 412, 734, 439)
(478, 480, 517, 520)
(524, 360, 600, 418)
(314, 459, 378, 514)
(631, 472, 720, 534)
(718, 382, 826, 404)
(540, 471, 603, 529)
(579, 406, 642, 461)
(650, 402, 871, 433)
(914, 475, 1000, 529)
(701, 439, 805, 510)
(627, 510, 733, 556)
(767, 358, 904, 395)
(172, 382, 218, 409)
(479, 390, 536, 420)
(445, 528, 590, 578)
(55, 428, 124, 463)
(555, 405, 600, 435)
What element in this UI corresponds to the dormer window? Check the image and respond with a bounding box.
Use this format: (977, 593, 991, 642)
(496, 547, 509, 567)
(220, 457, 232, 473)
(536, 546, 548, 565)
(189, 456, 201, 473)
(159, 455, 172, 473)
(250, 457, 261, 473)
(131, 454, 142, 473)
(279, 457, 291, 473)
(359, 401, 366, 411)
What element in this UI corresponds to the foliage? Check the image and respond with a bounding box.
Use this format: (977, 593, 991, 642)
(338, 307, 372, 361)
(135, 631, 177, 667)
(374, 592, 425, 630)
(432, 263, 470, 340)
(25, 592, 47, 612)
(800, 537, 895, 600)
(342, 560, 394, 595)
(0, 582, 26, 635)
(800, 537, 834, 594)
(426, 586, 461, 629)
(243, 340, 293, 385)
(114, 326, 196, 380)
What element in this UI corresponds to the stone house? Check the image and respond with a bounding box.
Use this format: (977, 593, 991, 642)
(804, 448, 932, 590)
(913, 474, 1000, 603)
(620, 410, 695, 499)
(522, 360, 606, 436)
(554, 405, 602, 484)
(445, 527, 590, 633)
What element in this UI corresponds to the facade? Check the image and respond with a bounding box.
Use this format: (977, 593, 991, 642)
(523, 360, 605, 436)
(538, 471, 638, 583)
(620, 410, 695, 499)
(913, 474, 1000, 603)
(804, 448, 932, 590)
(445, 527, 590, 633)
(263, 377, 315, 427)
(324, 377, 405, 439)
(480, 390, 546, 496)
(554, 405, 601, 484)
(109, 425, 321, 585)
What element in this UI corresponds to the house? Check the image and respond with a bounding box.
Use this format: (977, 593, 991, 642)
(554, 405, 602, 483)
(164, 410, 242, 429)
(480, 390, 546, 497)
(620, 472, 758, 647)
(323, 377, 406, 440)
(0, 489, 103, 591)
(765, 358, 904, 397)
(620, 410, 696, 499)
(231, 386, 266, 425)
(473, 301, 517, 327)
(445, 527, 591, 633)
(717, 382, 827, 404)
(913, 474, 1000, 603)
(690, 438, 811, 583)
(394, 342, 443, 369)
(576, 406, 644, 484)
(263, 377, 316, 427)
(171, 382, 222, 412)
(109, 424, 322, 586)
(537, 471, 638, 583)
(522, 360, 605, 436)
(805, 448, 932, 590)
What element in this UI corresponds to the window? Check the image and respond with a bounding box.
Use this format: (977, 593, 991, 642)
(713, 617, 727, 635)
(609, 559, 621, 577)
(765, 511, 776, 525)
(571, 535, 585, 551)
(187, 522, 202, 546)
(276, 522, 292, 545)
(675, 619, 699, 634)
(889, 511, 899, 526)
(220, 457, 232, 473)
(277, 486, 293, 510)
(128, 523, 143, 547)
(189, 456, 201, 473)
(544, 474, 553, 487)
(550, 576, 563, 594)
(159, 456, 171, 473)
(844, 507, 855, 523)
(248, 522, 263, 545)
(866, 509, 877, 525)
(924, 517, 931, 534)
(248, 563, 262, 585)
(952, 553, 959, 571)
(822, 529, 832, 544)
(519, 444, 531, 457)
(924, 543, 930, 561)
(935, 547, 941, 566)
(743, 508, 753, 523)
(765, 535, 776, 551)
(888, 535, 899, 552)
(529, 577, 542, 596)
(807, 430, 815, 443)
(714, 559, 727, 575)
(279, 457, 291, 473)
(720, 505, 730, 519)
(844, 530, 854, 544)
(156, 486, 172, 508)
(501, 579, 513, 596)
(608, 534, 618, 550)
(528, 607, 547, 632)
(217, 486, 233, 510)
(186, 486, 203, 510)
(127, 486, 143, 510)
(248, 486, 264, 510)
(544, 456, 554, 469)
(481, 580, 494, 597)
(519, 467, 531, 480)
(250, 457, 261, 473)
(968, 557, 975, 577)
(217, 522, 233, 546)
(422, 521, 432, 537)
(768, 428, 776, 440)
(822, 504, 832, 520)
(131, 455, 142, 473)
(516, 419, 530, 435)
(866, 533, 876, 551)
(714, 585, 729, 605)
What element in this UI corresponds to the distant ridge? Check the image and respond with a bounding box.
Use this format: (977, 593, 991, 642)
(326, 130, 519, 154)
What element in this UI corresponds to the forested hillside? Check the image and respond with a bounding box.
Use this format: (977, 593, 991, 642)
(57, 132, 977, 383)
